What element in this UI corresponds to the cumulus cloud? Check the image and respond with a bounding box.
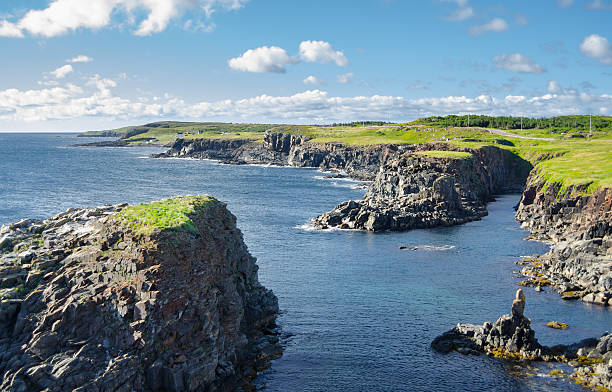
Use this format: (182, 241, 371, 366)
(2, 73, 611, 126)
(0, 0, 248, 38)
(50, 64, 74, 79)
(303, 75, 323, 85)
(299, 41, 349, 67)
(492, 53, 545, 74)
(337, 72, 354, 84)
(228, 46, 297, 73)
(469, 18, 508, 36)
(580, 34, 612, 65)
(67, 55, 93, 63)
(0, 20, 23, 37)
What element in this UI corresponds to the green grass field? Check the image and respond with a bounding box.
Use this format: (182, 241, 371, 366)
(86, 116, 612, 192)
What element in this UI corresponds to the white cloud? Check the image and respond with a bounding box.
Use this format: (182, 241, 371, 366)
(228, 46, 297, 73)
(0, 0, 248, 38)
(0, 20, 23, 37)
(492, 53, 545, 74)
(67, 55, 93, 63)
(557, 0, 574, 7)
(337, 72, 354, 84)
(548, 80, 561, 93)
(51, 64, 74, 79)
(469, 18, 508, 36)
(2, 75, 611, 126)
(299, 41, 349, 67)
(580, 34, 612, 65)
(303, 75, 323, 85)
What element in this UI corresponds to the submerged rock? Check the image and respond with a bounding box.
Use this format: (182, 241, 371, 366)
(0, 196, 279, 391)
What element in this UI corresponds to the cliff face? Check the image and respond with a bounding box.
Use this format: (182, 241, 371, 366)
(516, 175, 612, 305)
(313, 145, 531, 231)
(154, 132, 387, 180)
(0, 196, 279, 391)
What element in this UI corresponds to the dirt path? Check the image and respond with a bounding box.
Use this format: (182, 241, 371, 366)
(486, 128, 554, 141)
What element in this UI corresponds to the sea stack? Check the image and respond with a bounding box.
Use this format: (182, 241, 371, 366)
(0, 196, 279, 391)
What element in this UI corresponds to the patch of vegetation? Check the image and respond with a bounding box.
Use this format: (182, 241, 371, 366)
(415, 115, 612, 136)
(414, 150, 472, 159)
(113, 196, 217, 235)
(546, 321, 569, 329)
(83, 121, 278, 145)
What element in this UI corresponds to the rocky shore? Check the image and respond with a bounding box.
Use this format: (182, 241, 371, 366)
(432, 289, 612, 391)
(313, 145, 531, 231)
(515, 175, 612, 305)
(0, 196, 279, 391)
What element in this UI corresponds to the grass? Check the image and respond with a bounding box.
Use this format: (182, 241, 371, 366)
(414, 150, 473, 159)
(113, 195, 217, 235)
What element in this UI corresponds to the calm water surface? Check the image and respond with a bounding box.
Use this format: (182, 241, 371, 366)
(1, 133, 610, 391)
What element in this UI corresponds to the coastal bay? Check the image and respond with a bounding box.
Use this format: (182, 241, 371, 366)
(1, 133, 611, 391)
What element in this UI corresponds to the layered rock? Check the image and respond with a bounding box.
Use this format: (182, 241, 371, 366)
(154, 131, 387, 180)
(516, 175, 612, 305)
(313, 145, 531, 231)
(0, 196, 279, 391)
(432, 289, 612, 391)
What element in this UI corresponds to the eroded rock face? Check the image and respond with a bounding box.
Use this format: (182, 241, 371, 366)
(0, 197, 279, 391)
(154, 132, 388, 180)
(313, 145, 531, 231)
(516, 176, 612, 305)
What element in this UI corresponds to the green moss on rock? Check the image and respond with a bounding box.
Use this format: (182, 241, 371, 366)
(113, 196, 217, 235)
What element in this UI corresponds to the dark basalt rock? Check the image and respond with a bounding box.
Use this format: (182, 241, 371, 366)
(0, 197, 279, 391)
(313, 145, 531, 231)
(432, 289, 612, 390)
(516, 176, 612, 305)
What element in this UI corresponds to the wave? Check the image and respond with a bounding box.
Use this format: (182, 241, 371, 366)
(402, 245, 456, 251)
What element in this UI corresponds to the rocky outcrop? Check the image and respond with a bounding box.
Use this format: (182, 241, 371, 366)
(154, 131, 388, 180)
(432, 289, 612, 391)
(432, 289, 544, 359)
(0, 196, 279, 391)
(313, 145, 531, 231)
(516, 175, 612, 305)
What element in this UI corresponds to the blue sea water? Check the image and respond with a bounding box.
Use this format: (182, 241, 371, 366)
(1, 133, 610, 391)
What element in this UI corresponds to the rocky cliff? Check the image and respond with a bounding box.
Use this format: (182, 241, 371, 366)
(313, 145, 531, 231)
(432, 289, 612, 391)
(516, 175, 612, 305)
(154, 132, 387, 180)
(0, 196, 279, 391)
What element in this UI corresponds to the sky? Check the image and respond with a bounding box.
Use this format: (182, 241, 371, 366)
(0, 0, 611, 131)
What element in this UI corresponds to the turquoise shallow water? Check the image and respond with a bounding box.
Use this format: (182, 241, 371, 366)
(1, 133, 610, 391)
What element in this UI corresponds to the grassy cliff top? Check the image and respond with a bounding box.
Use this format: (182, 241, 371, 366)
(414, 150, 473, 159)
(113, 196, 218, 235)
(86, 116, 612, 191)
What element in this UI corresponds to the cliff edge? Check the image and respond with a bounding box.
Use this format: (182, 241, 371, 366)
(0, 196, 279, 391)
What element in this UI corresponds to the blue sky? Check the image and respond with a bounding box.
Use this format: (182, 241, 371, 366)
(0, 0, 611, 131)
